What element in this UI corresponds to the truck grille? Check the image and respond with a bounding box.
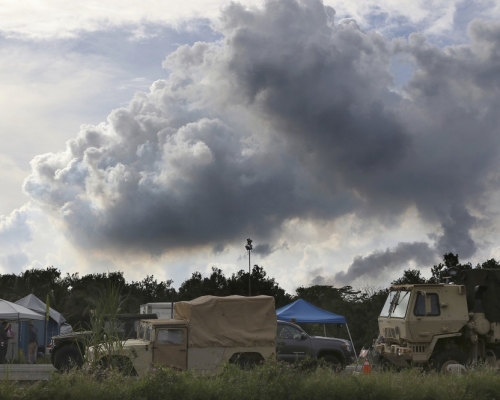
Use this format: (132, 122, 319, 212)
(410, 345, 427, 353)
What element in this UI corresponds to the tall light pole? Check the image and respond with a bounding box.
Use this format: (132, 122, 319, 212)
(245, 238, 253, 296)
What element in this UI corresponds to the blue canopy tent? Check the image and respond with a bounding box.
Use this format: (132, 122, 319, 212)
(276, 299, 357, 363)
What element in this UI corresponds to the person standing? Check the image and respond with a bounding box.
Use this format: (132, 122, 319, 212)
(28, 323, 38, 364)
(0, 321, 9, 364)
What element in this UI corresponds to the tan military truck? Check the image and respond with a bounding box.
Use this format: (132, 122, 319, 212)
(89, 295, 276, 376)
(374, 269, 500, 372)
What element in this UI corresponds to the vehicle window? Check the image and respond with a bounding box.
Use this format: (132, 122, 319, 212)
(104, 320, 125, 336)
(414, 293, 440, 316)
(277, 325, 304, 339)
(145, 326, 152, 341)
(139, 324, 147, 339)
(380, 290, 411, 318)
(157, 329, 184, 345)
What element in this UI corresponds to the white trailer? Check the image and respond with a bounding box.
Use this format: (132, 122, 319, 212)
(139, 302, 175, 319)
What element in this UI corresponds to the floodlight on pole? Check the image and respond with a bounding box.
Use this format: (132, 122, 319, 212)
(245, 238, 253, 296)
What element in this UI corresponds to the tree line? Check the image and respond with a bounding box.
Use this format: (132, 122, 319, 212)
(1, 253, 498, 351)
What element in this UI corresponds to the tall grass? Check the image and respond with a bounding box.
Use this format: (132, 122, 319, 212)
(83, 283, 133, 372)
(1, 361, 500, 400)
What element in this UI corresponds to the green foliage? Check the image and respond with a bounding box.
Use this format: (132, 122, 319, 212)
(84, 283, 131, 372)
(476, 258, 500, 269)
(3, 363, 500, 400)
(391, 269, 427, 285)
(127, 275, 174, 306)
(177, 265, 292, 307)
(429, 253, 473, 283)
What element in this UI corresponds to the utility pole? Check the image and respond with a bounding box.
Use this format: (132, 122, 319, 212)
(245, 238, 253, 296)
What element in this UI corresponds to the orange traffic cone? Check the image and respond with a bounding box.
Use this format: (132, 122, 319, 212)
(362, 359, 372, 374)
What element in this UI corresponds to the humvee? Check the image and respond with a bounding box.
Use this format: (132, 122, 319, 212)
(50, 313, 157, 371)
(89, 295, 276, 376)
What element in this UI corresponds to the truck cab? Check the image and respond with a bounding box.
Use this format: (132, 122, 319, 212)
(100, 319, 189, 376)
(376, 284, 469, 368)
(376, 269, 500, 371)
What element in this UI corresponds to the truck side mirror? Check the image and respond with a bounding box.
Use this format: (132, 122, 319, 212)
(300, 333, 307, 340)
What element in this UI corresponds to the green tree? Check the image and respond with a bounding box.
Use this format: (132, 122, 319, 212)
(477, 258, 500, 269)
(429, 253, 472, 283)
(126, 275, 175, 311)
(177, 268, 230, 300)
(227, 266, 292, 307)
(177, 266, 291, 307)
(391, 269, 428, 285)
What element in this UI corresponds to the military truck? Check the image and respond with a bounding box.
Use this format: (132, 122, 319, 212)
(374, 269, 500, 372)
(89, 295, 276, 376)
(50, 313, 157, 370)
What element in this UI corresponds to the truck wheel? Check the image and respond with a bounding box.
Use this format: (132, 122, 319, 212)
(430, 351, 468, 373)
(319, 355, 343, 372)
(53, 346, 83, 371)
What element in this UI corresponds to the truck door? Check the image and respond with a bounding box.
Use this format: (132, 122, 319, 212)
(277, 324, 311, 362)
(408, 292, 441, 341)
(153, 327, 188, 370)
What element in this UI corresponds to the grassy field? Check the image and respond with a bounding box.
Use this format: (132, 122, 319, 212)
(0, 361, 499, 400)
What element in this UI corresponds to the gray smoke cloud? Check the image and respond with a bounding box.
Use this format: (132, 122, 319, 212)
(0, 206, 32, 272)
(22, 0, 500, 276)
(333, 242, 437, 286)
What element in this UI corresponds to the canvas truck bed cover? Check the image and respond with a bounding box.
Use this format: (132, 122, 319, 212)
(174, 295, 277, 348)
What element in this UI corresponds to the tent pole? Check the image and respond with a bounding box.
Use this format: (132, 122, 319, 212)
(323, 324, 326, 337)
(345, 323, 358, 365)
(43, 320, 47, 361)
(17, 315, 20, 362)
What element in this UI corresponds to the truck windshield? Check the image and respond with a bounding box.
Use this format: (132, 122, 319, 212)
(380, 290, 411, 318)
(139, 324, 147, 340)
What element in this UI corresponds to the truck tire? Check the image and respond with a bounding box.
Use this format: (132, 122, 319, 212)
(53, 346, 83, 371)
(319, 354, 343, 371)
(430, 351, 468, 373)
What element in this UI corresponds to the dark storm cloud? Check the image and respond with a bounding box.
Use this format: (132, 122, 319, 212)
(212, 243, 225, 254)
(252, 243, 273, 257)
(22, 0, 500, 277)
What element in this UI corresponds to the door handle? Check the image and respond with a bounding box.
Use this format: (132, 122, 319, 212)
(180, 349, 186, 352)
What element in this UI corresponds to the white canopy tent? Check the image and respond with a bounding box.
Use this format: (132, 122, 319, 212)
(0, 299, 45, 321)
(15, 294, 65, 324)
(0, 299, 45, 362)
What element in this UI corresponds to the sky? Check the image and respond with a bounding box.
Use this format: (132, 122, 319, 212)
(1, 0, 500, 294)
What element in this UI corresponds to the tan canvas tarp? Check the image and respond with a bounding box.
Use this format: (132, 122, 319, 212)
(174, 295, 276, 348)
